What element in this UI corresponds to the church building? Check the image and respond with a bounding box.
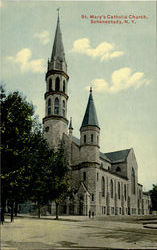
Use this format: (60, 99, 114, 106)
(43, 13, 151, 216)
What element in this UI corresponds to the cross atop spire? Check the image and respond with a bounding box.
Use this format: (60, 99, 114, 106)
(57, 8, 60, 21)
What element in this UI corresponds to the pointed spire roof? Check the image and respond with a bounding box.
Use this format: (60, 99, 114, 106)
(51, 10, 65, 63)
(69, 117, 73, 130)
(80, 87, 99, 129)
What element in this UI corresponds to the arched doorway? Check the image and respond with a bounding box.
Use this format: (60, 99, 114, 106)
(79, 196, 84, 215)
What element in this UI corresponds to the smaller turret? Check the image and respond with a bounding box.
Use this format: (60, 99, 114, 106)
(80, 87, 100, 163)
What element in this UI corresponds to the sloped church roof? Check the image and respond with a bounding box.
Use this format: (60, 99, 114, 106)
(80, 88, 99, 129)
(105, 149, 131, 163)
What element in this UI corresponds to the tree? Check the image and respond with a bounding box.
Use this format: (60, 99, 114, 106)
(25, 129, 53, 218)
(22, 133, 70, 219)
(1, 86, 70, 221)
(150, 184, 157, 211)
(1, 87, 34, 221)
(49, 147, 70, 220)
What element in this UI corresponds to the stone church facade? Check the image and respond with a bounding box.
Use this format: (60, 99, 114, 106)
(43, 14, 151, 216)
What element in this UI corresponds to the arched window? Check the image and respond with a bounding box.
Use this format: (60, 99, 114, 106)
(101, 176, 105, 197)
(139, 190, 142, 199)
(54, 97, 59, 115)
(48, 98, 51, 106)
(55, 77, 60, 91)
(48, 107, 51, 115)
(48, 98, 51, 116)
(131, 168, 136, 194)
(91, 194, 94, 201)
(83, 172, 86, 181)
(49, 78, 52, 91)
(110, 179, 113, 198)
(45, 126, 49, 133)
(63, 80, 65, 92)
(91, 134, 93, 143)
(62, 100, 65, 117)
(124, 184, 127, 201)
(84, 134, 86, 143)
(116, 167, 121, 172)
(118, 182, 120, 199)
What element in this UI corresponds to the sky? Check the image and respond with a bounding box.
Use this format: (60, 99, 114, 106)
(1, 0, 156, 190)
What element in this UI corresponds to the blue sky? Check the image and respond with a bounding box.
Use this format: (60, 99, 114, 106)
(1, 1, 156, 190)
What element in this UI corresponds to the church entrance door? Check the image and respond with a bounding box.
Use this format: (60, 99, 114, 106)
(79, 201, 83, 215)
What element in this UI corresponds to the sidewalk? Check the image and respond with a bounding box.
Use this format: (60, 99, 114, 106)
(16, 214, 91, 221)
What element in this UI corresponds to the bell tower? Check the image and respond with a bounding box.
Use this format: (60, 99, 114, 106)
(43, 11, 69, 148)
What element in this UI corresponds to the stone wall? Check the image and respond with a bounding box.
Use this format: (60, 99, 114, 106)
(96, 167, 128, 216)
(126, 149, 138, 215)
(80, 145, 100, 163)
(71, 142, 80, 166)
(43, 118, 68, 148)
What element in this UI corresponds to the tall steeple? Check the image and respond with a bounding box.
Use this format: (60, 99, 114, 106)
(51, 9, 66, 64)
(43, 11, 69, 149)
(47, 9, 67, 74)
(80, 87, 99, 130)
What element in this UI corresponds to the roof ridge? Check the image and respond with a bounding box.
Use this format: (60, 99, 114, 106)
(100, 151, 111, 162)
(104, 149, 131, 163)
(105, 148, 131, 154)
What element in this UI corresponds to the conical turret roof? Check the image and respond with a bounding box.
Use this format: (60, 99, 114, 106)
(80, 88, 99, 129)
(51, 12, 65, 63)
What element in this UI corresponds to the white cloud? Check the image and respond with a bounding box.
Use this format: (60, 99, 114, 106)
(87, 67, 150, 94)
(0, 1, 2, 8)
(34, 31, 50, 45)
(7, 48, 46, 73)
(70, 38, 124, 61)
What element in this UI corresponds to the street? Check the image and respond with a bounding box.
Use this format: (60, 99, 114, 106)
(1, 215, 157, 249)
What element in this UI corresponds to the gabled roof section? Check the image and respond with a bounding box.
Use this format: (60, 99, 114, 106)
(51, 13, 65, 63)
(80, 88, 99, 129)
(100, 152, 111, 162)
(138, 183, 143, 187)
(105, 149, 131, 163)
(80, 182, 90, 194)
(72, 136, 80, 146)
